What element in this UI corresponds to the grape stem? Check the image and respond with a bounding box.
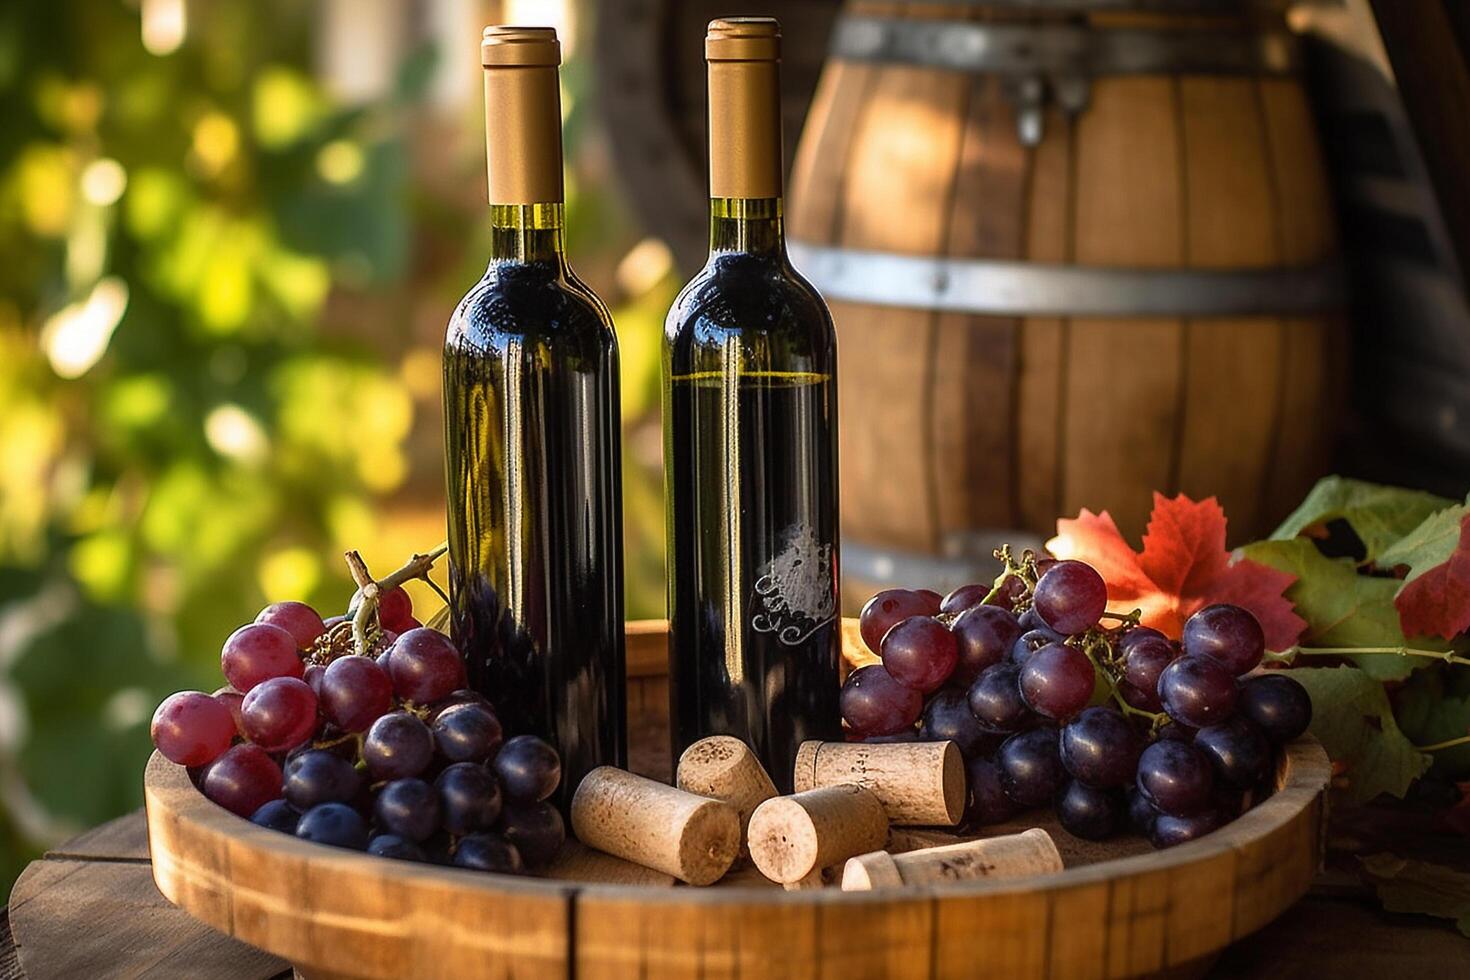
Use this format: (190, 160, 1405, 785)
(345, 545, 450, 656)
(1268, 645, 1470, 669)
(1415, 734, 1470, 753)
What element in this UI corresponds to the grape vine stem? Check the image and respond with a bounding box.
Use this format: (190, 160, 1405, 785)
(1269, 645, 1470, 669)
(345, 545, 450, 655)
(1414, 734, 1470, 753)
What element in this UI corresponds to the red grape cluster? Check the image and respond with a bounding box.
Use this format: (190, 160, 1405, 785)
(150, 589, 564, 873)
(843, 551, 1312, 848)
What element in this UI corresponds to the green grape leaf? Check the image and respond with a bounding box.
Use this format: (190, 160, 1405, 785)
(1393, 669, 1470, 780)
(1240, 539, 1442, 680)
(1380, 501, 1470, 579)
(1360, 854, 1470, 937)
(1290, 666, 1431, 801)
(1271, 476, 1456, 562)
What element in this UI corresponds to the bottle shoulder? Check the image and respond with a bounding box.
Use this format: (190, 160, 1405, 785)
(447, 262, 616, 352)
(665, 253, 835, 349)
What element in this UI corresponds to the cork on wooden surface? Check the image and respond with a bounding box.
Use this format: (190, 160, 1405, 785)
(570, 766, 740, 886)
(747, 784, 889, 884)
(676, 736, 778, 857)
(842, 828, 1064, 891)
(794, 739, 966, 826)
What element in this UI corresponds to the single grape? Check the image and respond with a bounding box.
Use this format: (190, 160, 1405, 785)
(493, 735, 561, 804)
(350, 584, 415, 634)
(151, 691, 236, 767)
(1182, 604, 1265, 676)
(254, 601, 326, 650)
(388, 628, 467, 704)
(201, 744, 283, 817)
(1158, 656, 1239, 728)
(498, 802, 566, 868)
(436, 762, 504, 835)
(1136, 740, 1214, 816)
(363, 711, 435, 781)
(1150, 808, 1224, 848)
(1016, 607, 1045, 632)
(1126, 788, 1157, 836)
(950, 605, 1022, 686)
(1032, 560, 1108, 636)
(1118, 682, 1161, 713)
(221, 623, 303, 693)
(840, 664, 923, 736)
(323, 614, 347, 628)
(995, 727, 1065, 807)
(1118, 626, 1168, 654)
(940, 583, 992, 616)
(250, 799, 300, 835)
(967, 663, 1034, 733)
(303, 664, 326, 698)
(964, 756, 1020, 826)
(1194, 717, 1271, 790)
(1238, 674, 1312, 743)
(453, 833, 523, 873)
(881, 617, 959, 693)
(1010, 627, 1064, 666)
(211, 686, 248, 739)
(1018, 643, 1097, 721)
(429, 688, 494, 721)
(1056, 781, 1124, 841)
(432, 702, 505, 764)
(320, 655, 394, 733)
(919, 688, 997, 759)
(241, 676, 319, 753)
(283, 749, 363, 811)
(368, 834, 427, 862)
(1121, 634, 1176, 712)
(859, 589, 941, 653)
(374, 778, 441, 842)
(1060, 707, 1140, 788)
(375, 649, 393, 673)
(296, 802, 369, 850)
(916, 588, 943, 604)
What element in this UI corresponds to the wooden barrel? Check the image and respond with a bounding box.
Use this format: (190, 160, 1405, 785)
(788, 0, 1348, 600)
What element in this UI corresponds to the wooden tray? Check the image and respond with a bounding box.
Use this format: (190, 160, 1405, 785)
(145, 620, 1331, 979)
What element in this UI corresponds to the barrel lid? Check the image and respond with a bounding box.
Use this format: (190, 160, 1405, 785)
(482, 25, 561, 67)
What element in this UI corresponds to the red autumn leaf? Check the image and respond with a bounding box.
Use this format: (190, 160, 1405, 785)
(1047, 492, 1307, 650)
(1395, 515, 1470, 642)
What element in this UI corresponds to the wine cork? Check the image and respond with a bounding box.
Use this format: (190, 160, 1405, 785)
(570, 767, 740, 886)
(841, 828, 1064, 891)
(676, 736, 778, 857)
(747, 784, 889, 884)
(794, 740, 966, 826)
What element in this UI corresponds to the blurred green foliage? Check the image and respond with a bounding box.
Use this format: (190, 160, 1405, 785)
(0, 0, 673, 900)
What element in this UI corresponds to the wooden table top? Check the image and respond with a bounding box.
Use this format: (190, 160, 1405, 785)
(3, 805, 1468, 979)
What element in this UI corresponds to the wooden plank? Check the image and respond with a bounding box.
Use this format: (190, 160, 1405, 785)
(8, 859, 287, 980)
(1173, 77, 1284, 540)
(0, 907, 22, 980)
(934, 74, 1027, 535)
(834, 22, 972, 553)
(43, 811, 149, 863)
(1065, 76, 1185, 539)
(788, 58, 878, 245)
(1017, 107, 1073, 534)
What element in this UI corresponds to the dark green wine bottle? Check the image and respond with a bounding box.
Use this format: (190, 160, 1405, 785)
(444, 27, 626, 812)
(663, 18, 842, 792)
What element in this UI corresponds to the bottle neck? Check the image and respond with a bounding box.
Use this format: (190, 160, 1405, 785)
(709, 197, 785, 257)
(488, 203, 567, 267)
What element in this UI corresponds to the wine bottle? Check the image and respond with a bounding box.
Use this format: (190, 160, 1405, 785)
(664, 18, 842, 792)
(444, 26, 626, 811)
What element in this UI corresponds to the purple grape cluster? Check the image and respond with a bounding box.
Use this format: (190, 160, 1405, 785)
(153, 590, 564, 875)
(841, 554, 1313, 849)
